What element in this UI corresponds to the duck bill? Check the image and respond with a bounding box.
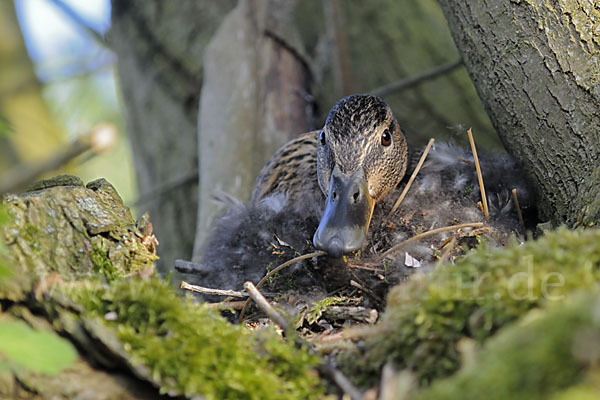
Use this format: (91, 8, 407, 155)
(313, 166, 375, 258)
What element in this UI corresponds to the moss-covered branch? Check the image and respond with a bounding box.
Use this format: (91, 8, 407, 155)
(415, 292, 600, 400)
(339, 228, 600, 387)
(0, 176, 323, 399)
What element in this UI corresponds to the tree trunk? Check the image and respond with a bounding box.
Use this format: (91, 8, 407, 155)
(0, 1, 67, 173)
(438, 0, 600, 227)
(109, 0, 235, 273)
(192, 0, 313, 258)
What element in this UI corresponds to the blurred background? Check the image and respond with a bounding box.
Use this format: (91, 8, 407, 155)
(2, 0, 136, 201)
(1, 0, 501, 273)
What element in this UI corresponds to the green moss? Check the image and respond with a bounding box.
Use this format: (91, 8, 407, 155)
(22, 224, 41, 252)
(89, 245, 120, 282)
(415, 292, 600, 400)
(340, 228, 600, 386)
(552, 380, 600, 400)
(67, 277, 323, 400)
(307, 296, 353, 324)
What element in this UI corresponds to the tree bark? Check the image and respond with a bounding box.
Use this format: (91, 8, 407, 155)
(192, 0, 313, 258)
(109, 1, 235, 273)
(438, 0, 600, 227)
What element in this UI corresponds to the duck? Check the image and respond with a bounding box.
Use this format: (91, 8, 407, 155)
(253, 94, 409, 258)
(191, 95, 536, 299)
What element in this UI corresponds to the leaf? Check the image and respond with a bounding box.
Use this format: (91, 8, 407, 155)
(0, 320, 77, 376)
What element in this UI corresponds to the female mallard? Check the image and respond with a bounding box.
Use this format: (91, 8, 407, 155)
(252, 94, 409, 257)
(195, 94, 534, 295)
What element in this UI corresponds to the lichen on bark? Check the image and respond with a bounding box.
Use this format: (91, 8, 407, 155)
(1, 175, 157, 300)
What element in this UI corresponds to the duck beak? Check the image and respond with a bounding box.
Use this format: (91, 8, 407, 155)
(313, 166, 375, 258)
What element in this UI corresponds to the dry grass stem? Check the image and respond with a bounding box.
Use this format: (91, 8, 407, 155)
(512, 188, 526, 233)
(380, 222, 484, 260)
(467, 128, 489, 218)
(388, 138, 435, 217)
(256, 250, 327, 290)
(436, 236, 457, 265)
(206, 301, 248, 310)
(350, 279, 384, 304)
(437, 237, 454, 250)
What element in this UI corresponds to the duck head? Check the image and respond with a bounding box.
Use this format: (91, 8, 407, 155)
(313, 95, 409, 258)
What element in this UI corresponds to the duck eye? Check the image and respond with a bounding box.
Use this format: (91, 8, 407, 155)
(319, 131, 326, 145)
(381, 129, 392, 146)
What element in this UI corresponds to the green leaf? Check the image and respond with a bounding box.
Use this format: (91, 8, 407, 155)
(0, 320, 77, 375)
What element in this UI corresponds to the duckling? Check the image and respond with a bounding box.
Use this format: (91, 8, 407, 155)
(193, 95, 535, 298)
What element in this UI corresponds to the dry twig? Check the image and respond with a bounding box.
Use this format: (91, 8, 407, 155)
(436, 236, 457, 265)
(323, 306, 378, 324)
(206, 301, 248, 310)
(0, 123, 117, 194)
(179, 281, 247, 298)
(370, 59, 463, 97)
(48, 0, 107, 46)
(457, 156, 475, 166)
(350, 280, 384, 304)
(244, 282, 288, 329)
(238, 251, 327, 323)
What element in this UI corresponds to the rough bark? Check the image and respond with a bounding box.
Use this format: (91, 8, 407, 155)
(1, 175, 157, 302)
(438, 0, 600, 227)
(193, 0, 313, 257)
(109, 1, 235, 273)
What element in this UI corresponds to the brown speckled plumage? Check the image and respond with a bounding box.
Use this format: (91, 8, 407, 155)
(252, 131, 320, 203)
(253, 95, 409, 207)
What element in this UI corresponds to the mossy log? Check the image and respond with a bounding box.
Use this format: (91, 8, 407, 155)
(415, 292, 600, 400)
(338, 227, 600, 394)
(0, 176, 321, 399)
(0, 175, 162, 399)
(3, 175, 600, 399)
(1, 175, 157, 302)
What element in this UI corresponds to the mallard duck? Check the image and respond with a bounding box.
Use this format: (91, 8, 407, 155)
(193, 94, 535, 296)
(252, 95, 409, 257)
